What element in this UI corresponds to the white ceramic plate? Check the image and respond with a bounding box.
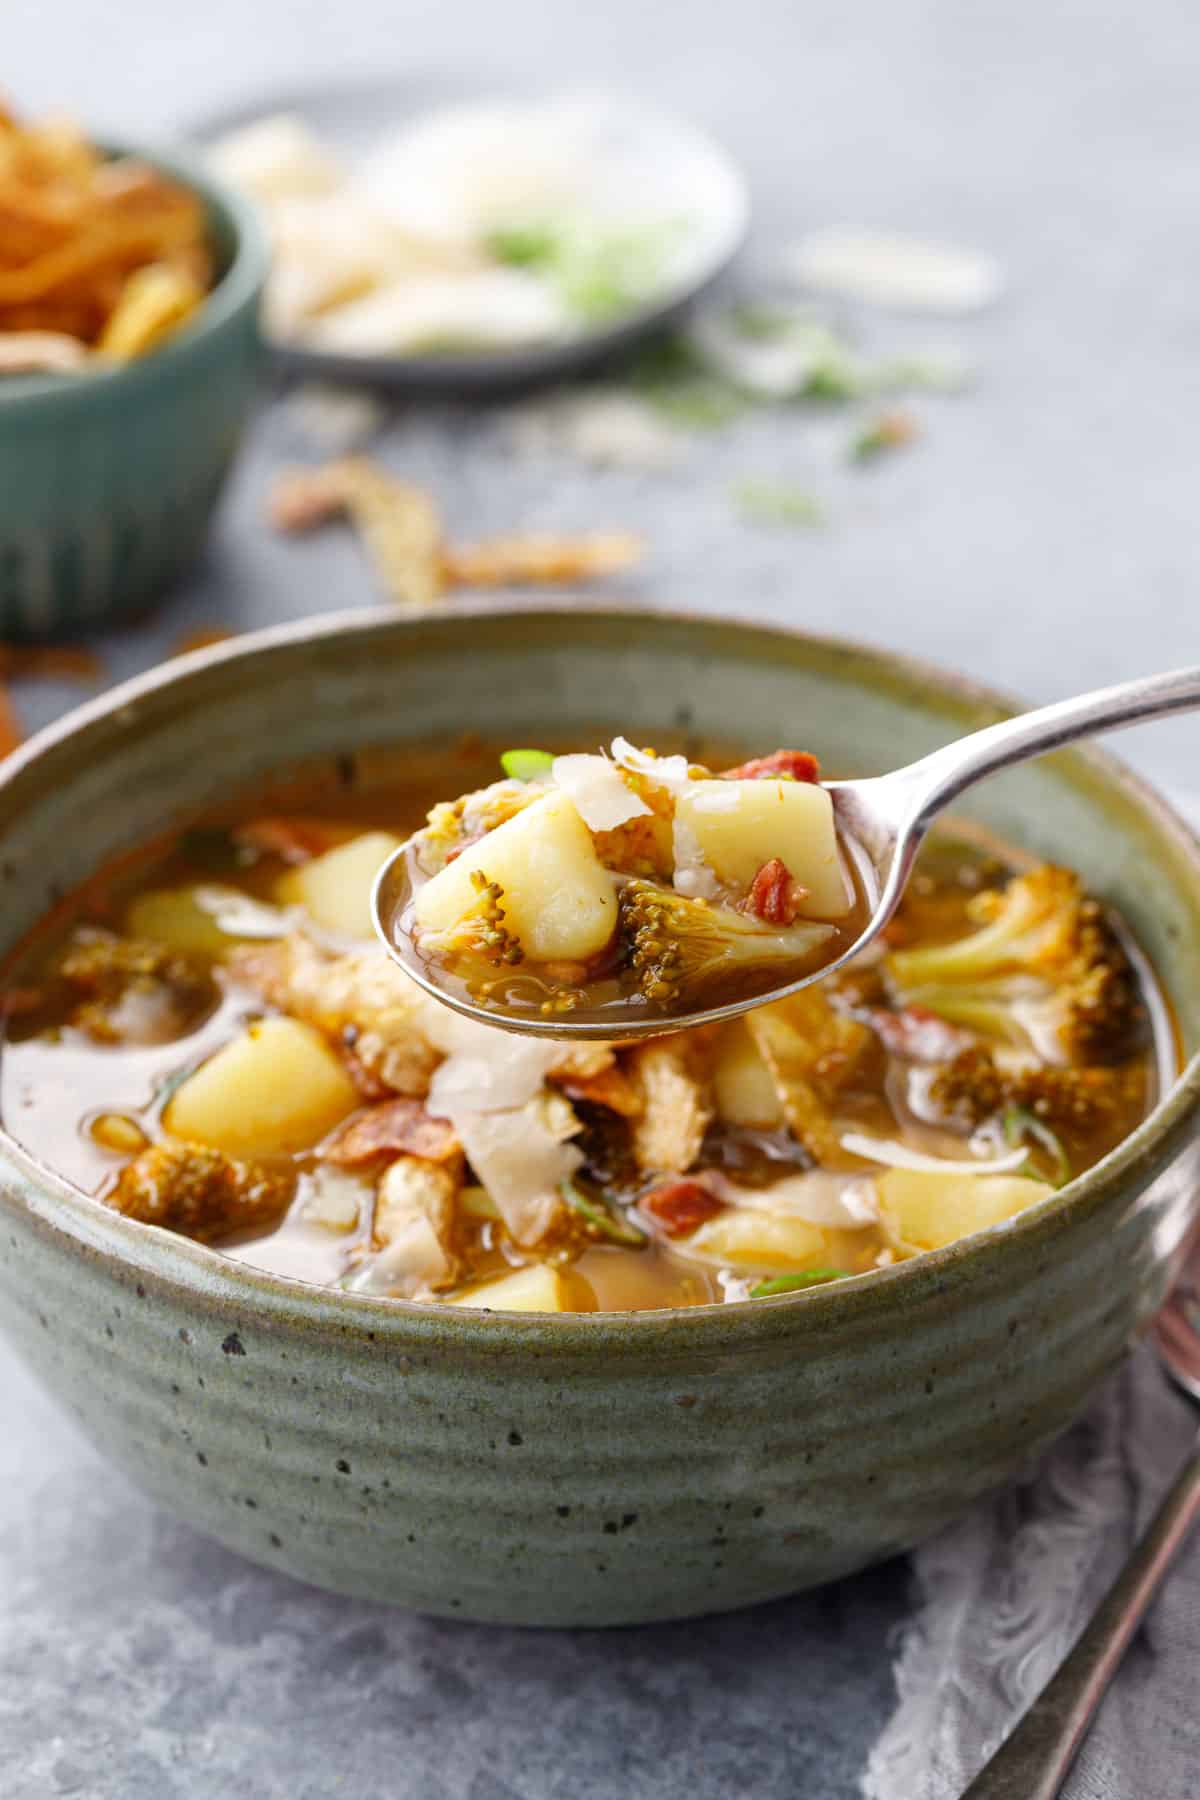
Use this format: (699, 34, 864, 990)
(186, 77, 749, 393)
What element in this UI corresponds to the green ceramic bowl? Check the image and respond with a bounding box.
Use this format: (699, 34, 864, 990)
(0, 605, 1198, 1626)
(0, 143, 266, 639)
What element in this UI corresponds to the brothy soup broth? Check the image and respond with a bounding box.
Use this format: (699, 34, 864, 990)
(0, 739, 1164, 1313)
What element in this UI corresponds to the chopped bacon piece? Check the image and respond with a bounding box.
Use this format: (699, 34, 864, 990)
(719, 749, 821, 784)
(862, 1005, 974, 1064)
(320, 1097, 461, 1168)
(639, 1178, 725, 1238)
(233, 815, 347, 865)
(443, 531, 642, 589)
(746, 857, 809, 926)
(553, 1065, 644, 1118)
(268, 463, 352, 533)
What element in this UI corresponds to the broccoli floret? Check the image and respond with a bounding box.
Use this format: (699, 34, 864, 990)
(421, 869, 525, 978)
(59, 928, 216, 1044)
(416, 779, 539, 876)
(886, 866, 1146, 1065)
(889, 866, 1082, 985)
(926, 1044, 1141, 1135)
(618, 879, 832, 1005)
(108, 1140, 292, 1242)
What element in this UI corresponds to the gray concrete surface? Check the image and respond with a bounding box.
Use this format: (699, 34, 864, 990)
(4, 2, 1200, 1794)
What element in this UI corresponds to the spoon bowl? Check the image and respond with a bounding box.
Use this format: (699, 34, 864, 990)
(375, 665, 1200, 1039)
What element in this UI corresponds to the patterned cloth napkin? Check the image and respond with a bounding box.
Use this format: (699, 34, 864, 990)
(861, 1345, 1198, 1798)
(864, 782, 1200, 1800)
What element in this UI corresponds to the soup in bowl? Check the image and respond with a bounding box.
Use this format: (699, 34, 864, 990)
(0, 605, 1196, 1625)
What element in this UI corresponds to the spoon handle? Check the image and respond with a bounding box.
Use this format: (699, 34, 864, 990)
(962, 1432, 1200, 1800)
(901, 666, 1200, 827)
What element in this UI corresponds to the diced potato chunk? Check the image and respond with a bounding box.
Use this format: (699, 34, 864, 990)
(415, 791, 617, 963)
(675, 779, 850, 918)
(878, 1169, 1053, 1251)
(164, 1017, 359, 1157)
(686, 1209, 831, 1270)
(277, 831, 403, 939)
(712, 1021, 785, 1128)
(448, 1262, 598, 1313)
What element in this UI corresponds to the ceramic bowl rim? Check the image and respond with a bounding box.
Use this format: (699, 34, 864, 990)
(2, 598, 1198, 1345)
(0, 137, 268, 410)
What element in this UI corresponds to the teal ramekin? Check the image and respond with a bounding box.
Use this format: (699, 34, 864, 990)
(0, 143, 268, 638)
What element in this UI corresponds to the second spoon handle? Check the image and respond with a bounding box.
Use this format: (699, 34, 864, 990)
(962, 1431, 1200, 1800)
(900, 666, 1200, 826)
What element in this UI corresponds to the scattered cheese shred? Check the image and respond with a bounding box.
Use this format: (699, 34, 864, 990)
(790, 228, 1002, 314)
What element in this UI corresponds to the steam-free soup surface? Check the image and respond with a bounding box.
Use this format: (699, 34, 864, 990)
(0, 739, 1163, 1313)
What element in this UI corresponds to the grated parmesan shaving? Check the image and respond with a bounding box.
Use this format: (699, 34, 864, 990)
(840, 1131, 1030, 1176)
(423, 1005, 599, 1244)
(610, 736, 693, 793)
(447, 1103, 582, 1247)
(717, 1171, 881, 1229)
(551, 752, 651, 832)
(193, 887, 299, 940)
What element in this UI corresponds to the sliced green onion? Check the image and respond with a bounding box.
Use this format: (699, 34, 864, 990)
(500, 748, 555, 782)
(732, 480, 826, 528)
(560, 1177, 648, 1248)
(1002, 1104, 1071, 1188)
(749, 1268, 849, 1299)
(485, 225, 559, 269)
(153, 1057, 204, 1115)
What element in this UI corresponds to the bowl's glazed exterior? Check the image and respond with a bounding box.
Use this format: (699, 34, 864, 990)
(1, 606, 1198, 1626)
(0, 144, 266, 638)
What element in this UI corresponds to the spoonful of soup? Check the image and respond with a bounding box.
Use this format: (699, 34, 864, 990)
(374, 666, 1200, 1040)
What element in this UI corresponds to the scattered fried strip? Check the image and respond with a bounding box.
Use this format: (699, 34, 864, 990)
(340, 458, 446, 606)
(267, 463, 354, 533)
(0, 109, 213, 365)
(268, 458, 643, 604)
(268, 458, 445, 605)
(97, 261, 205, 361)
(442, 530, 642, 588)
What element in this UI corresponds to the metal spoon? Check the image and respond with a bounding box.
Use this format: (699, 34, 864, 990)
(374, 665, 1200, 1040)
(962, 1238, 1200, 1799)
